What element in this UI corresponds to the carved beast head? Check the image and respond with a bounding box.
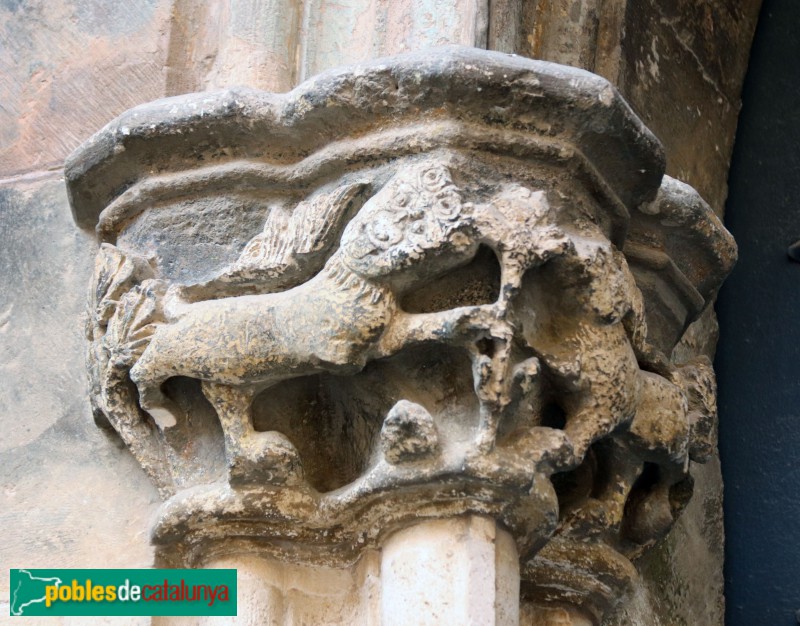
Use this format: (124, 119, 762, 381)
(340, 162, 478, 284)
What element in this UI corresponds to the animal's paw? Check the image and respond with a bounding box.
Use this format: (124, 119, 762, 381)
(229, 431, 305, 487)
(563, 498, 615, 537)
(449, 303, 512, 340)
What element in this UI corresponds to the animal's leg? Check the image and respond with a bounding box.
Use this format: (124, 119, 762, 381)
(382, 304, 520, 451)
(539, 339, 639, 465)
(428, 305, 514, 452)
(490, 356, 543, 435)
(129, 346, 186, 430)
(201, 382, 303, 487)
(471, 334, 514, 451)
(379, 304, 506, 355)
(497, 252, 527, 308)
(618, 372, 694, 546)
(390, 305, 520, 450)
(563, 405, 621, 464)
(623, 476, 692, 546)
(593, 443, 643, 531)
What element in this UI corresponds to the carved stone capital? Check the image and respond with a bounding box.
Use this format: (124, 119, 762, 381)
(67, 47, 735, 622)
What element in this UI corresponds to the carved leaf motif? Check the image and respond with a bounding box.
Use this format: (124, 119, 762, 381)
(87, 244, 156, 413)
(104, 279, 168, 367)
(89, 244, 154, 333)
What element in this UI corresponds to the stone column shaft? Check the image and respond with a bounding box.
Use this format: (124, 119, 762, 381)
(380, 516, 519, 626)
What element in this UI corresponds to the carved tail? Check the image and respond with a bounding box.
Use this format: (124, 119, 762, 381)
(180, 181, 370, 301)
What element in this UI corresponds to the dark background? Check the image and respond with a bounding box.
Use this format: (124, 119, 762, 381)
(716, 0, 800, 624)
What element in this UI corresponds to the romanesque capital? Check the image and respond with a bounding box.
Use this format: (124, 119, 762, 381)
(67, 46, 735, 622)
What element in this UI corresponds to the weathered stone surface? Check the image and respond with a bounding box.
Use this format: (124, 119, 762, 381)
(516, 0, 762, 214)
(0, 176, 158, 613)
(165, 0, 302, 95)
(0, 0, 495, 182)
(0, 0, 763, 621)
(2, 0, 759, 213)
(0, 0, 174, 178)
(522, 605, 595, 626)
(381, 516, 519, 626)
(65, 46, 664, 231)
(617, 0, 761, 214)
(380, 400, 441, 464)
(156, 552, 381, 625)
(65, 47, 736, 623)
(298, 0, 490, 81)
(0, 178, 92, 449)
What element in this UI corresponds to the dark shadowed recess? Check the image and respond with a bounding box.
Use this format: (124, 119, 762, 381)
(715, 1, 800, 624)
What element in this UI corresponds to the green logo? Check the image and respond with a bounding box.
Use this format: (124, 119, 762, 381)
(9, 569, 237, 617)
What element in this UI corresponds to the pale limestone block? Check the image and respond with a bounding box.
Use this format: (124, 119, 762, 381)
(169, 0, 302, 93)
(172, 552, 381, 626)
(380, 516, 519, 626)
(297, 0, 488, 81)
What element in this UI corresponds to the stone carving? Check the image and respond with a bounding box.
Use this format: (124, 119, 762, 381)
(128, 163, 489, 428)
(69, 47, 736, 623)
(380, 400, 441, 464)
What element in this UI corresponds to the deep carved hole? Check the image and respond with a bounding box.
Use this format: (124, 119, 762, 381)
(620, 461, 660, 533)
(669, 475, 694, 514)
(540, 401, 567, 430)
(400, 245, 501, 313)
(631, 461, 660, 494)
(251, 343, 478, 492)
(550, 447, 597, 514)
(587, 439, 620, 499)
(621, 461, 672, 544)
(251, 374, 367, 493)
(133, 376, 227, 485)
(476, 336, 495, 358)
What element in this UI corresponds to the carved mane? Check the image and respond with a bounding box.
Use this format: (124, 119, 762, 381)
(321, 253, 387, 306)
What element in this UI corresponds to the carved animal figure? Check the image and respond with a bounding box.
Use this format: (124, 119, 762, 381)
(123, 162, 525, 430)
(100, 159, 646, 476)
(516, 243, 645, 462)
